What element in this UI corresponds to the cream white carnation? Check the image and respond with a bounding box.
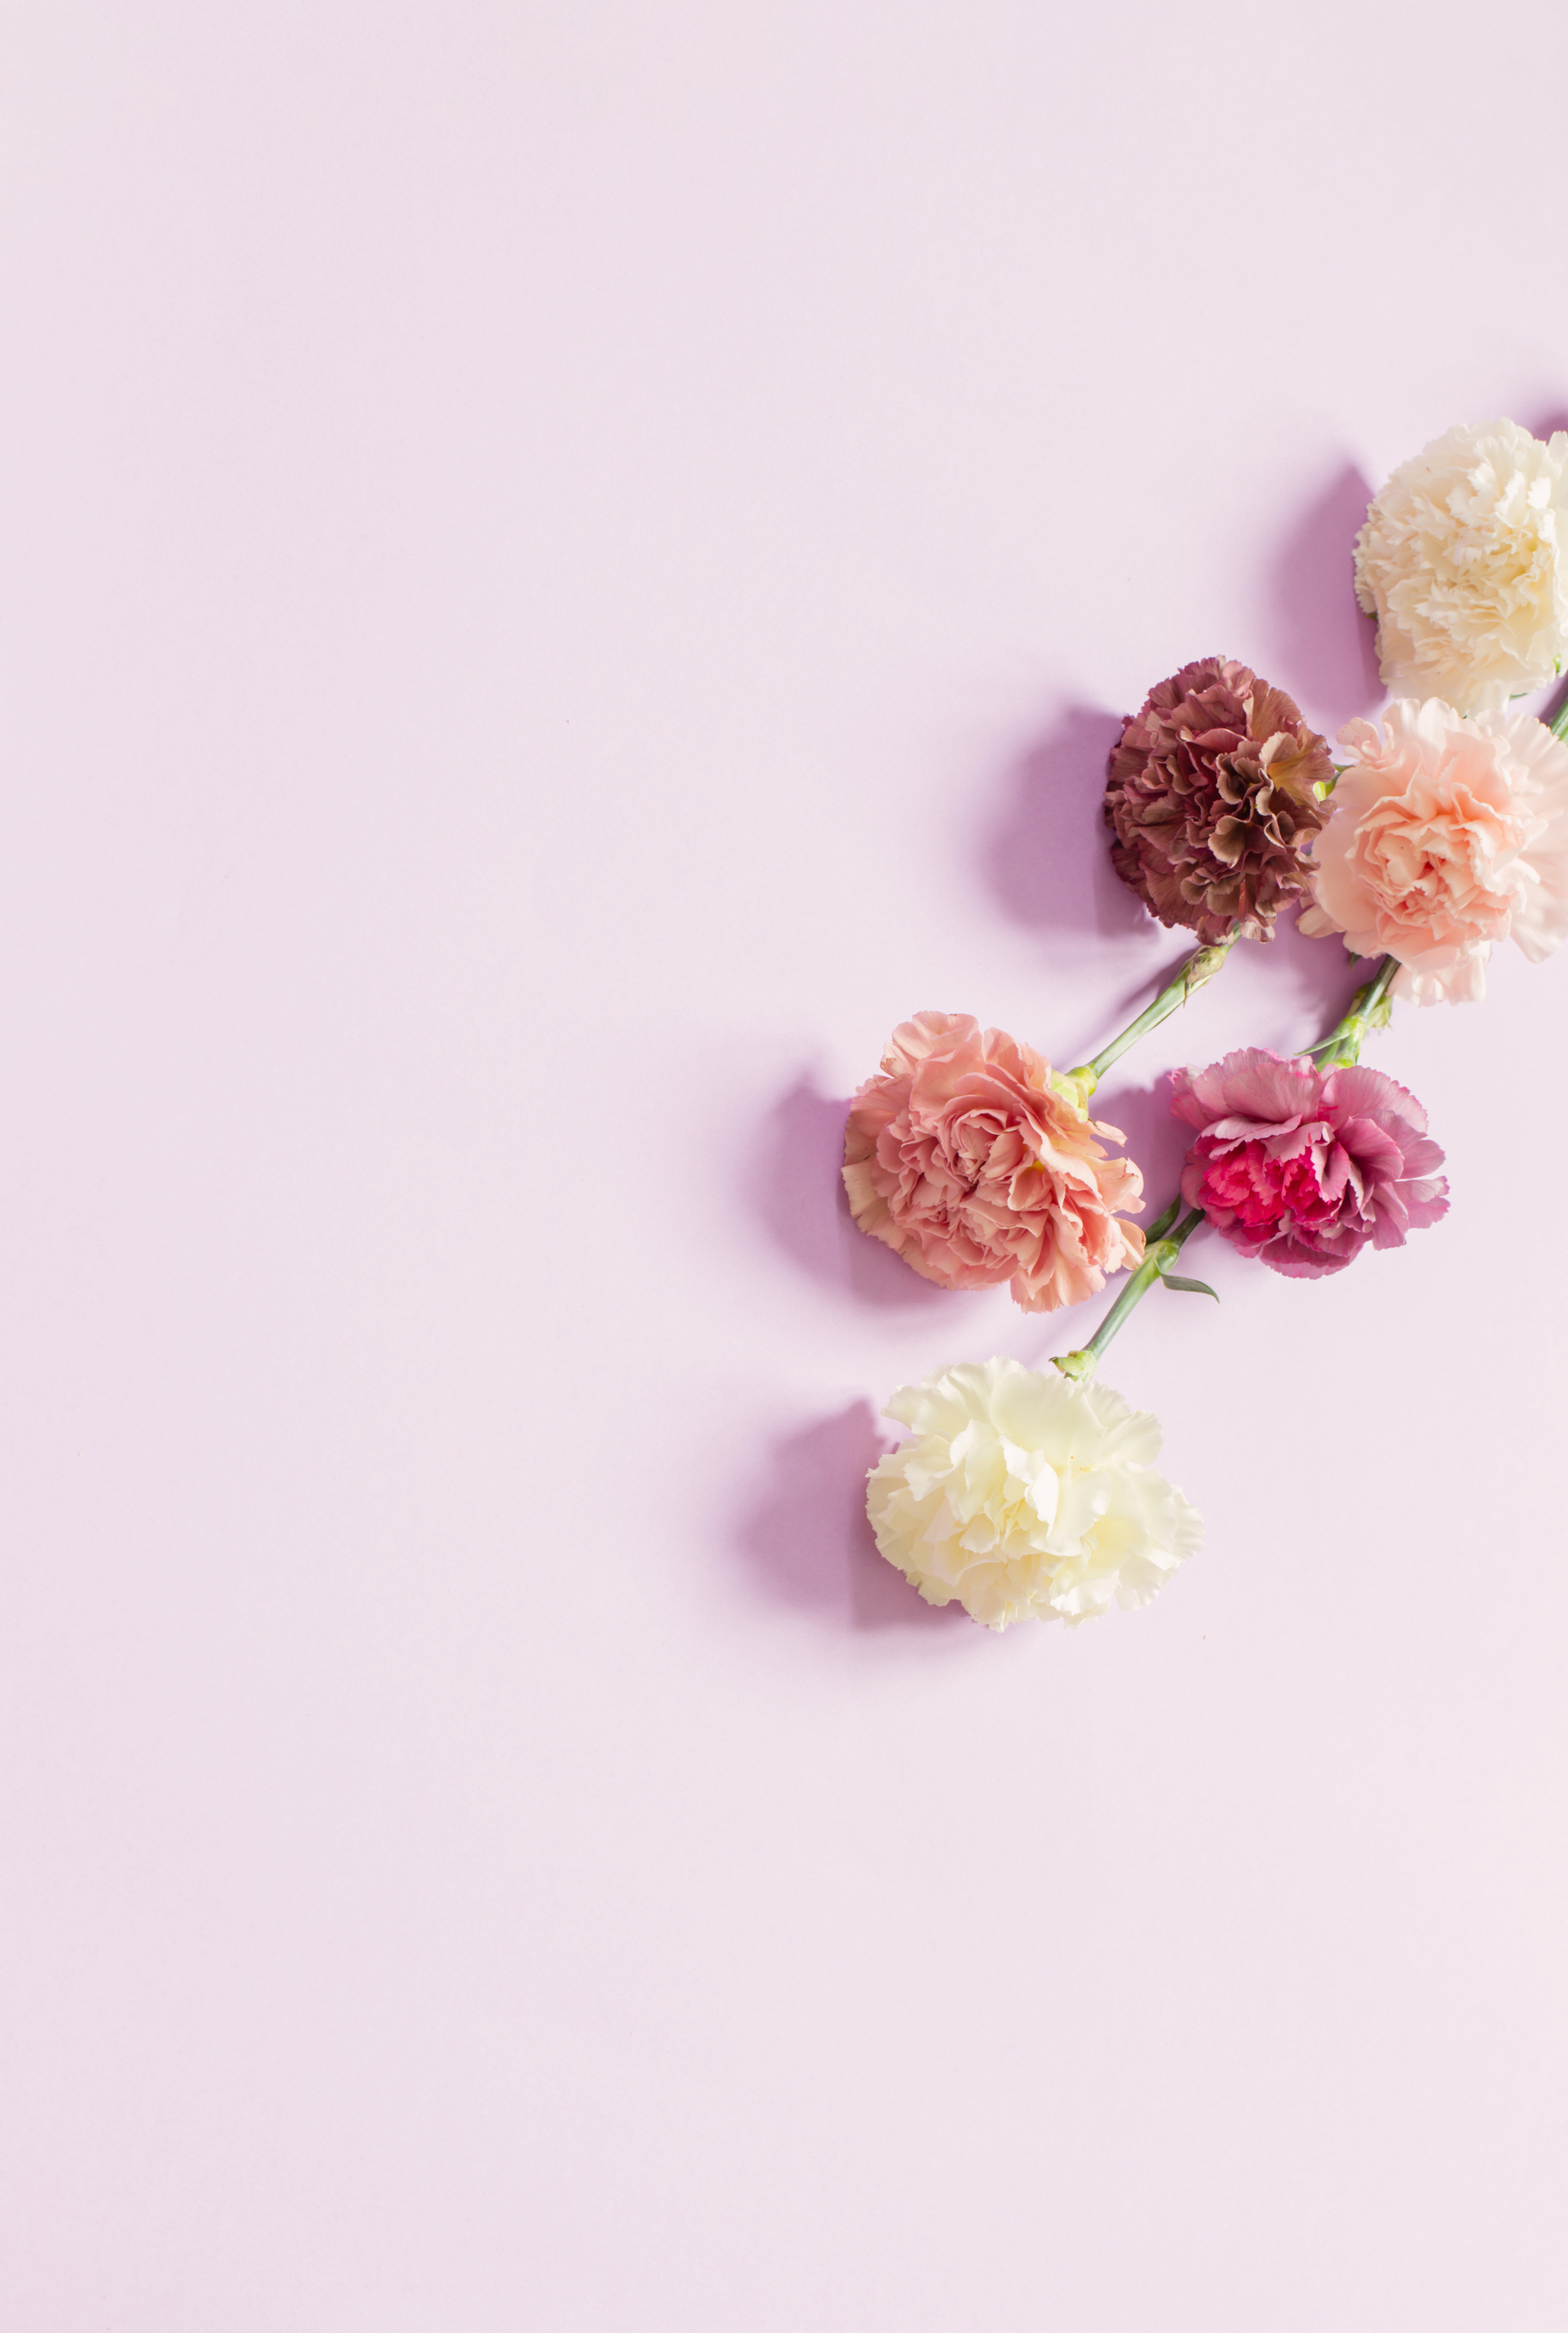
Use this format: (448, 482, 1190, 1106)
(1354, 419, 1568, 711)
(867, 1357, 1201, 1630)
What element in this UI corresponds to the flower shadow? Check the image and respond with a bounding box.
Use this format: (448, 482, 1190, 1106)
(1259, 909, 1372, 1044)
(980, 704, 1149, 944)
(736, 1401, 971, 1632)
(1269, 461, 1382, 730)
(1092, 1072, 1189, 1217)
(754, 1075, 955, 1308)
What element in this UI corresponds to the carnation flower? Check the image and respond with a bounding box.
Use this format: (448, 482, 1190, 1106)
(1103, 658, 1332, 943)
(1299, 698, 1568, 1002)
(1172, 1048, 1449, 1278)
(843, 1013, 1144, 1313)
(866, 1357, 1201, 1629)
(1354, 419, 1568, 710)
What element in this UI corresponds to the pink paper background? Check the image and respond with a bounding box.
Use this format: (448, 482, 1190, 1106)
(2, 4, 1565, 2326)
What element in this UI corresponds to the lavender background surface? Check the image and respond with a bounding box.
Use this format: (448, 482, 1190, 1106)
(1, 4, 1565, 2328)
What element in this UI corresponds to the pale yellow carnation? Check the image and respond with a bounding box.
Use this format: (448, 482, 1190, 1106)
(1354, 419, 1568, 711)
(867, 1358, 1201, 1630)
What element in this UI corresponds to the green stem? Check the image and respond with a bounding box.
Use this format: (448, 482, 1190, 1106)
(1304, 952, 1399, 1069)
(1052, 1207, 1205, 1381)
(1060, 934, 1237, 1103)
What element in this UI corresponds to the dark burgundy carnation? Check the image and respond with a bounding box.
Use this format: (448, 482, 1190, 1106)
(1105, 658, 1332, 943)
(1171, 1048, 1449, 1279)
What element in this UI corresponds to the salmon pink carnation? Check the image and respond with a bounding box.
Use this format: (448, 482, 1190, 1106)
(1172, 1048, 1449, 1278)
(1301, 699, 1568, 1002)
(843, 1012, 1145, 1313)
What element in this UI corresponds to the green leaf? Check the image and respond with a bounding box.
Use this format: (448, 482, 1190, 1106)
(1161, 1273, 1219, 1301)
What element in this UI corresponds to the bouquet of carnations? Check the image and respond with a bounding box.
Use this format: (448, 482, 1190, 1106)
(847, 419, 1568, 1629)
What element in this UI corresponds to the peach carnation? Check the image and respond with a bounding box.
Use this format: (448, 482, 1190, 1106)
(1300, 699, 1568, 1002)
(1354, 419, 1568, 711)
(842, 1012, 1144, 1313)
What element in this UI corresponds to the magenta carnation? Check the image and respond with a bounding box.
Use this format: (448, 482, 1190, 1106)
(1170, 1048, 1449, 1278)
